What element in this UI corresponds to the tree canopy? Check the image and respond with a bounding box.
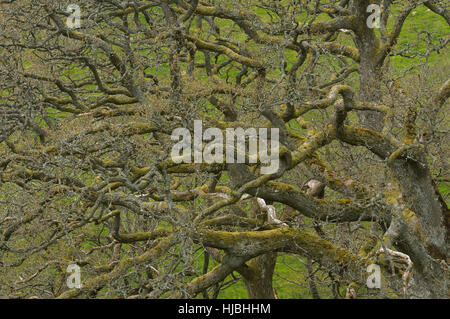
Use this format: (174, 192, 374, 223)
(0, 0, 449, 299)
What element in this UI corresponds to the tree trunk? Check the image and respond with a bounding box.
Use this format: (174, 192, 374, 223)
(353, 0, 385, 130)
(358, 58, 385, 130)
(240, 253, 277, 299)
